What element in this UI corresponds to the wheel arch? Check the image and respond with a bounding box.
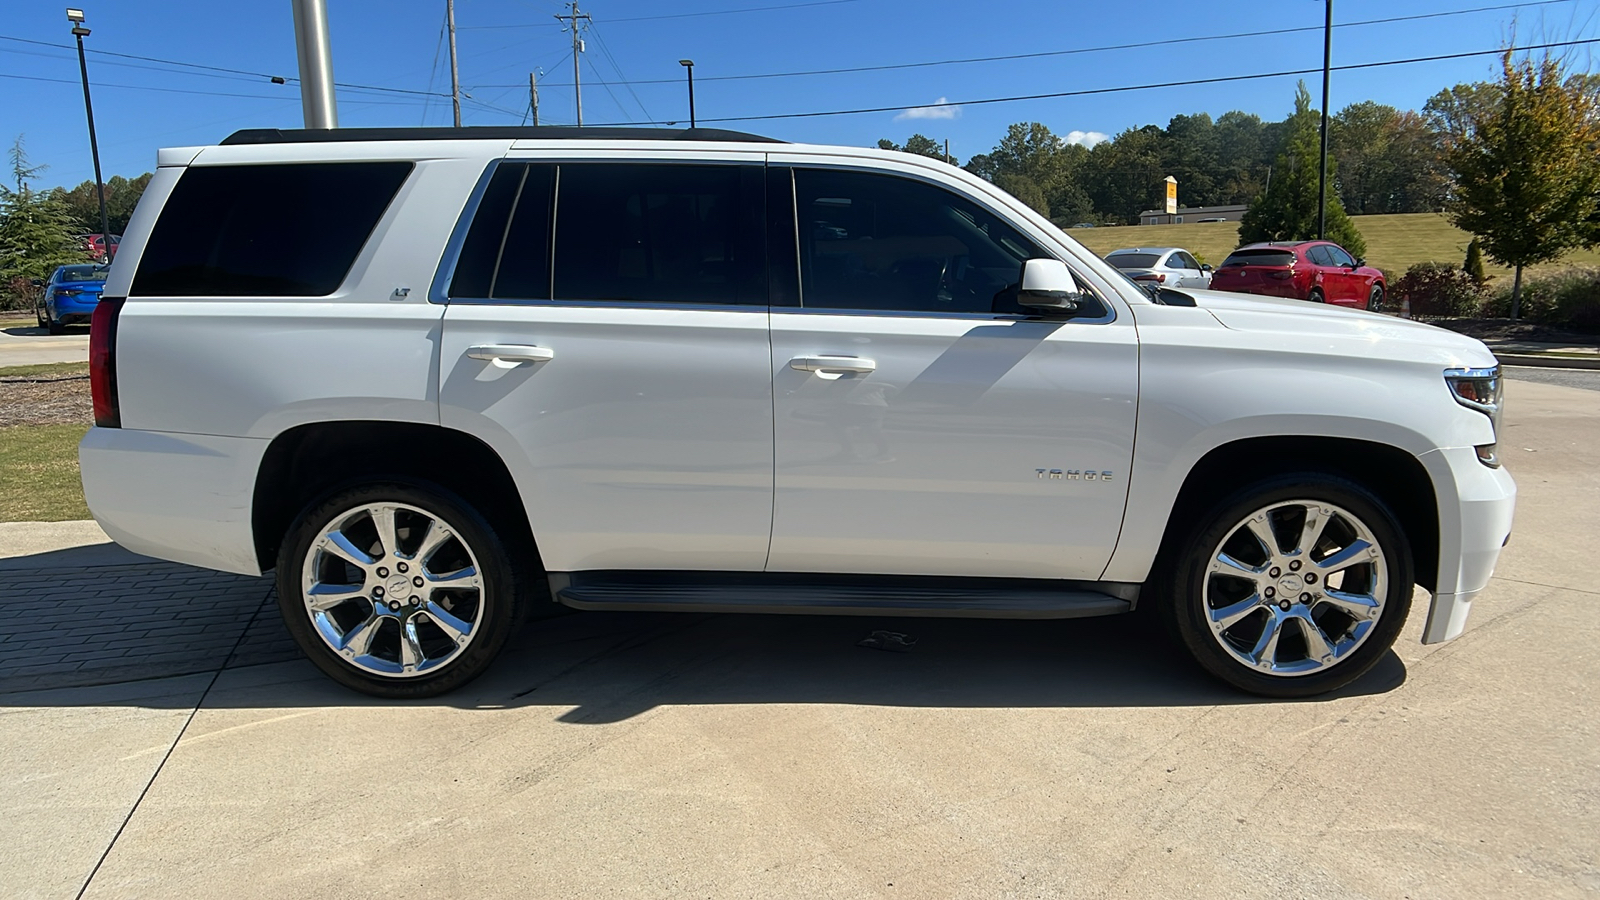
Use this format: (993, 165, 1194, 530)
(251, 420, 540, 574)
(1149, 435, 1440, 593)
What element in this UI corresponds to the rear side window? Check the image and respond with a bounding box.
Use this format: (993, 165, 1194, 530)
(132, 162, 412, 297)
(1220, 249, 1296, 268)
(449, 163, 555, 300)
(553, 163, 764, 305)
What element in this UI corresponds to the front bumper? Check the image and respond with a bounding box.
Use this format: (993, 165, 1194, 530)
(1418, 446, 1517, 644)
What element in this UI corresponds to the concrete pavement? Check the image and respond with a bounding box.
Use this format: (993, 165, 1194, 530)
(2, 376, 1596, 899)
(0, 324, 89, 367)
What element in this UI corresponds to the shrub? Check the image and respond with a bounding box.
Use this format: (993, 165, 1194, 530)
(1393, 261, 1486, 317)
(1463, 239, 1488, 286)
(1483, 267, 1600, 331)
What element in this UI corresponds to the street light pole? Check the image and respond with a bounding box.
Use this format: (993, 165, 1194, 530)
(66, 9, 111, 261)
(1317, 0, 1332, 240)
(679, 60, 696, 129)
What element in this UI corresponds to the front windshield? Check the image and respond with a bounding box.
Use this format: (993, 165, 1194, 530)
(59, 265, 110, 282)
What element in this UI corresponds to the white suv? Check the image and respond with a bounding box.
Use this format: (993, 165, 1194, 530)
(80, 126, 1515, 699)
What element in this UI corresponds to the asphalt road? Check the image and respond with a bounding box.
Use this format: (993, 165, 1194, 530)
(1506, 364, 1600, 392)
(2, 380, 1597, 899)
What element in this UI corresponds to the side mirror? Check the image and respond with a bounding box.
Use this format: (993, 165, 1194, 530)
(31, 279, 43, 287)
(1201, 263, 1213, 271)
(1353, 258, 1365, 268)
(1017, 258, 1081, 311)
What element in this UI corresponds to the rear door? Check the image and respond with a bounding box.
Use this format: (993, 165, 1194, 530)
(764, 162, 1138, 579)
(437, 156, 775, 573)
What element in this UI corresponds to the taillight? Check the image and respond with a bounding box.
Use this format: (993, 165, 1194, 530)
(90, 296, 124, 428)
(1267, 267, 1294, 280)
(1132, 273, 1167, 283)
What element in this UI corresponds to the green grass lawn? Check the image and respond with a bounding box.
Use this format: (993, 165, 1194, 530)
(0, 361, 88, 378)
(0, 423, 91, 522)
(1065, 213, 1600, 282)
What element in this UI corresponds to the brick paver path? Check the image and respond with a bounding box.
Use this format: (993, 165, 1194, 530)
(0, 561, 302, 693)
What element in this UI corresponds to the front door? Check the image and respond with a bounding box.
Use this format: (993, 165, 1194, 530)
(765, 165, 1138, 580)
(438, 159, 775, 573)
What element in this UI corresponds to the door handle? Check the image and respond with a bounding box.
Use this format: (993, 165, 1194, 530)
(467, 344, 554, 367)
(789, 355, 876, 374)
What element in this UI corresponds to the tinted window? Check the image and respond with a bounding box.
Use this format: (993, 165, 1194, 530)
(794, 168, 1046, 314)
(487, 165, 556, 300)
(1305, 245, 1334, 266)
(1107, 252, 1162, 268)
(552, 163, 762, 305)
(1220, 249, 1296, 268)
(1174, 252, 1199, 269)
(133, 162, 412, 297)
(1323, 244, 1356, 267)
(451, 164, 533, 299)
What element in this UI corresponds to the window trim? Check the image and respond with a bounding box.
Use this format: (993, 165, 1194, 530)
(778, 162, 1116, 325)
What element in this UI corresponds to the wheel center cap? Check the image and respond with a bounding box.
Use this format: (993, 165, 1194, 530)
(386, 576, 411, 599)
(1277, 573, 1306, 595)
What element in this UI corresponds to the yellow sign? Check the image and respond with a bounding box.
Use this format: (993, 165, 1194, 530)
(1164, 177, 1178, 215)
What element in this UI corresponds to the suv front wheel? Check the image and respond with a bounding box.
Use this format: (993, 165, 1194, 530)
(1162, 474, 1413, 698)
(275, 481, 520, 698)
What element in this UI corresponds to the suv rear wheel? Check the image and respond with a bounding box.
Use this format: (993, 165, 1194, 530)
(1161, 473, 1413, 697)
(275, 481, 520, 698)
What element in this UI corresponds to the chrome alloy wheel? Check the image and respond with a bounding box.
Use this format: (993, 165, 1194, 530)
(1202, 500, 1388, 677)
(300, 502, 485, 678)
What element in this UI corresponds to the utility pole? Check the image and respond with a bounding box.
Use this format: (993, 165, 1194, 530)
(65, 9, 110, 258)
(529, 72, 540, 126)
(290, 0, 337, 128)
(944, 138, 951, 165)
(556, 2, 589, 126)
(447, 0, 461, 127)
(1317, 0, 1332, 239)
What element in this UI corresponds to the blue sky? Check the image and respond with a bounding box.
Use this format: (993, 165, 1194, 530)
(3, 0, 1597, 190)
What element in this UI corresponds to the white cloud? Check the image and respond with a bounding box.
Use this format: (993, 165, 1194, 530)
(895, 98, 961, 121)
(1065, 130, 1110, 148)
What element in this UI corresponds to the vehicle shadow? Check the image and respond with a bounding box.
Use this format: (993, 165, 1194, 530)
(0, 587, 1408, 716)
(1, 324, 88, 337)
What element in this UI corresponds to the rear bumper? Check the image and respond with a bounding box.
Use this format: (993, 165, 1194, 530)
(79, 426, 268, 576)
(1419, 446, 1517, 644)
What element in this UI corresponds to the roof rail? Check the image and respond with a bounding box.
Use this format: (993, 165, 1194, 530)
(220, 126, 783, 146)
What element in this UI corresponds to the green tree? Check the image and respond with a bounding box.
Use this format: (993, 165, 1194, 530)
(876, 134, 957, 165)
(963, 123, 1093, 225)
(0, 137, 88, 311)
(52, 172, 153, 235)
(1239, 82, 1366, 257)
(1445, 53, 1600, 317)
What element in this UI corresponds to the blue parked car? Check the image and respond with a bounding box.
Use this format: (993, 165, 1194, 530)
(35, 263, 111, 334)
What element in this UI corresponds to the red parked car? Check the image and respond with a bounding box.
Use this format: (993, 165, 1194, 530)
(79, 233, 121, 262)
(1209, 240, 1385, 310)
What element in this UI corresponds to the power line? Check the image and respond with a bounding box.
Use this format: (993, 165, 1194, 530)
(588, 21, 653, 122)
(585, 38, 1600, 127)
(458, 0, 859, 29)
(473, 0, 1584, 89)
(0, 33, 449, 98)
(0, 70, 420, 105)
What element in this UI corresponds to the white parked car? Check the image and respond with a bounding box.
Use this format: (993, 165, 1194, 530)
(1105, 246, 1212, 289)
(81, 126, 1515, 699)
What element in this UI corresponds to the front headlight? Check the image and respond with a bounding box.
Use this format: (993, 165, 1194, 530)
(1445, 366, 1503, 467)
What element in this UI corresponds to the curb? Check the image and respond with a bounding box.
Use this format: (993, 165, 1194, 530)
(1493, 353, 1600, 370)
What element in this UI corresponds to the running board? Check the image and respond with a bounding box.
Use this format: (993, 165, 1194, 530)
(549, 572, 1134, 620)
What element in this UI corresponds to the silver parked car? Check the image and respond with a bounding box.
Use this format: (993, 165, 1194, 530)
(1105, 247, 1212, 289)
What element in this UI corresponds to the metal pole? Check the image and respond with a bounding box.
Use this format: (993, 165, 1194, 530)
(1317, 0, 1332, 239)
(446, 0, 461, 127)
(571, 4, 583, 126)
(686, 65, 695, 128)
(291, 0, 337, 128)
(530, 72, 539, 126)
(71, 25, 111, 258)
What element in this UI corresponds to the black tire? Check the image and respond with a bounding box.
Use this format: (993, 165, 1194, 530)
(1158, 473, 1413, 698)
(1368, 284, 1384, 312)
(46, 314, 64, 335)
(275, 480, 522, 698)
(1307, 288, 1326, 304)
(35, 304, 46, 328)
